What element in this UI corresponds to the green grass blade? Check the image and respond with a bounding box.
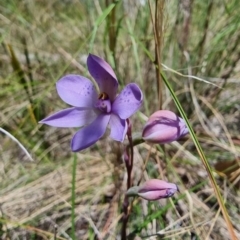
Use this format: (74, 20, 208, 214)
(137, 32, 236, 238)
(126, 19, 149, 115)
(89, 2, 117, 52)
(160, 71, 237, 240)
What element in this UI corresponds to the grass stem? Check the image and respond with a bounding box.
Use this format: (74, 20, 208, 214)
(71, 153, 77, 240)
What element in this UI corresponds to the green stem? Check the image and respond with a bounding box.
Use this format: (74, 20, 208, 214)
(71, 153, 77, 240)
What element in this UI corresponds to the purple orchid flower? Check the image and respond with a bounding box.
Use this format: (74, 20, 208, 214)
(40, 54, 143, 152)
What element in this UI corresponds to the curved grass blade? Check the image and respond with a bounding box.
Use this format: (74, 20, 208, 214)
(137, 36, 236, 239)
(0, 127, 34, 162)
(160, 71, 237, 240)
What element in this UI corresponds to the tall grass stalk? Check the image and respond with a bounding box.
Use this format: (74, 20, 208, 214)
(89, 2, 117, 53)
(147, 1, 237, 238)
(160, 71, 237, 240)
(148, 0, 164, 109)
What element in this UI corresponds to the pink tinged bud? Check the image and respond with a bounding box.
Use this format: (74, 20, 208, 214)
(138, 179, 178, 201)
(126, 179, 179, 201)
(142, 110, 188, 144)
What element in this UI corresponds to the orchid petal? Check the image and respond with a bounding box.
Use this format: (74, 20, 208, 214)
(39, 107, 97, 127)
(71, 113, 111, 152)
(179, 118, 189, 136)
(109, 114, 127, 142)
(87, 54, 118, 101)
(56, 74, 98, 107)
(112, 83, 143, 119)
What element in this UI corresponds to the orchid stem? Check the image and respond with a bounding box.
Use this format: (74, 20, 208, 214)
(121, 121, 145, 240)
(121, 120, 133, 240)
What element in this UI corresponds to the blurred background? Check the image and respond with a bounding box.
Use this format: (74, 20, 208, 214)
(0, 0, 240, 239)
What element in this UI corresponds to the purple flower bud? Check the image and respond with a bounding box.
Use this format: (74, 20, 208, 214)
(142, 110, 188, 144)
(137, 179, 178, 201)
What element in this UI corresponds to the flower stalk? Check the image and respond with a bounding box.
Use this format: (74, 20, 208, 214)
(121, 119, 133, 240)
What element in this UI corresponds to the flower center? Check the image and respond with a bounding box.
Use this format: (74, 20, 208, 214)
(95, 92, 111, 113)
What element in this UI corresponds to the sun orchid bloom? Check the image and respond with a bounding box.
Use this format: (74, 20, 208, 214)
(40, 54, 143, 152)
(126, 179, 178, 201)
(142, 110, 188, 144)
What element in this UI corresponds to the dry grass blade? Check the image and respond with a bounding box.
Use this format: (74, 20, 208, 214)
(0, 127, 33, 162)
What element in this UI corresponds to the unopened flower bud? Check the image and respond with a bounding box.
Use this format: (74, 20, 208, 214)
(126, 179, 178, 201)
(142, 110, 188, 144)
